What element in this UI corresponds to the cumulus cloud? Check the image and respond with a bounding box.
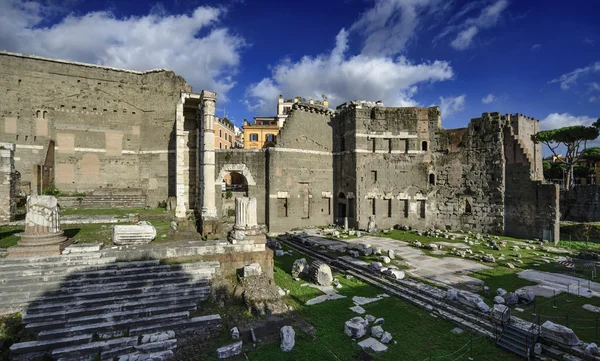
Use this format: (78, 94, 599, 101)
(439, 94, 466, 117)
(549, 62, 600, 90)
(437, 0, 509, 50)
(244, 28, 454, 112)
(531, 44, 541, 51)
(481, 93, 496, 104)
(0, 0, 245, 100)
(540, 113, 597, 130)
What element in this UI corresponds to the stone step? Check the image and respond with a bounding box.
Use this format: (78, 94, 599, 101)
(0, 256, 118, 271)
(10, 334, 92, 355)
(23, 291, 210, 323)
(38, 311, 190, 340)
(0, 271, 211, 298)
(2, 267, 215, 289)
(116, 350, 174, 361)
(129, 314, 222, 336)
(134, 339, 177, 353)
(51, 336, 139, 360)
(0, 253, 105, 265)
(0, 259, 162, 279)
(26, 303, 198, 332)
(0, 279, 210, 313)
(24, 286, 211, 316)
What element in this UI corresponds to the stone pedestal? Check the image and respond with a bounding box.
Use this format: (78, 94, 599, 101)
(8, 195, 71, 257)
(228, 197, 265, 244)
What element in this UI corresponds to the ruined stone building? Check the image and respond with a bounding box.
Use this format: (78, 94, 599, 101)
(0, 51, 559, 241)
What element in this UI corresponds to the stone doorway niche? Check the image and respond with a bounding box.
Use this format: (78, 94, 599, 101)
(221, 171, 248, 218)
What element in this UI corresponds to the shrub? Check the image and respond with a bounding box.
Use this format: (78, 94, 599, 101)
(42, 187, 61, 196)
(225, 190, 233, 199)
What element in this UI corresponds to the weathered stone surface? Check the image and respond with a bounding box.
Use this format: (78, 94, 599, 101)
(515, 288, 535, 304)
(371, 325, 384, 339)
(491, 304, 510, 323)
(350, 305, 366, 314)
(370, 262, 383, 273)
(497, 288, 507, 297)
(242, 275, 288, 315)
(493, 296, 505, 305)
(502, 292, 519, 306)
(344, 317, 369, 338)
(381, 331, 392, 344)
(367, 216, 376, 233)
(448, 289, 489, 312)
(358, 337, 388, 352)
(387, 249, 395, 259)
(280, 326, 295, 352)
(585, 343, 600, 356)
(216, 341, 243, 359)
(243, 263, 262, 277)
(231, 327, 240, 340)
(534, 343, 542, 355)
(308, 261, 333, 286)
(365, 314, 376, 323)
(292, 258, 308, 278)
(541, 321, 580, 346)
(583, 304, 600, 313)
(113, 221, 156, 245)
(384, 269, 405, 280)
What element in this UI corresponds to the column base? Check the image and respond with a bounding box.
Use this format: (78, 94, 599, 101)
(8, 238, 74, 258)
(200, 218, 221, 237)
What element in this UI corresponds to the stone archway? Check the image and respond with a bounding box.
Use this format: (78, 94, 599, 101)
(220, 171, 249, 218)
(215, 164, 257, 187)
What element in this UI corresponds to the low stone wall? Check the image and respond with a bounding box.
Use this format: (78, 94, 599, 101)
(58, 195, 147, 209)
(560, 185, 600, 222)
(0, 143, 16, 223)
(102, 240, 273, 279)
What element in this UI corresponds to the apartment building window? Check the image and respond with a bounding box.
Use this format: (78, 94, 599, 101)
(250, 133, 259, 141)
(219, 129, 222, 138)
(266, 134, 275, 142)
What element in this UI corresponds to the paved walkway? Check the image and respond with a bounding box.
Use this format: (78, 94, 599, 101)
(517, 270, 600, 299)
(297, 230, 489, 289)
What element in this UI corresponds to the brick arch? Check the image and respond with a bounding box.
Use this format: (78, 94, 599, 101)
(215, 164, 256, 186)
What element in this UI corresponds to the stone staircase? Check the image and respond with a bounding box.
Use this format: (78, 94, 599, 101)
(497, 324, 537, 359)
(1, 254, 222, 360)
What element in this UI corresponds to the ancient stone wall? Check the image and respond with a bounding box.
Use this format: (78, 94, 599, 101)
(266, 105, 335, 233)
(0, 52, 191, 206)
(560, 185, 600, 222)
(433, 113, 505, 233)
(0, 143, 16, 223)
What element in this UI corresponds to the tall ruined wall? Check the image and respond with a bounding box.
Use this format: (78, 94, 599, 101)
(335, 103, 440, 230)
(214, 149, 267, 224)
(0, 52, 191, 206)
(507, 114, 543, 181)
(433, 113, 505, 233)
(560, 185, 600, 222)
(266, 105, 335, 233)
(0, 143, 16, 223)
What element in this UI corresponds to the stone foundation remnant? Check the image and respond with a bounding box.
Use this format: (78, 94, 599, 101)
(113, 221, 157, 245)
(8, 195, 70, 257)
(0, 143, 16, 224)
(228, 197, 265, 245)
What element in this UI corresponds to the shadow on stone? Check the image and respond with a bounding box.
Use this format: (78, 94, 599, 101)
(1, 255, 223, 361)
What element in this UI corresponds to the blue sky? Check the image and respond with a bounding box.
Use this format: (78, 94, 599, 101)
(0, 0, 598, 133)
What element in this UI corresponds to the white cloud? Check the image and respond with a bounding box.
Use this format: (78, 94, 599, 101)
(439, 94, 466, 117)
(590, 96, 597, 103)
(549, 62, 600, 90)
(540, 113, 597, 131)
(438, 0, 509, 51)
(244, 28, 454, 112)
(584, 38, 595, 46)
(589, 82, 600, 91)
(481, 93, 496, 104)
(350, 0, 445, 56)
(0, 0, 245, 100)
(531, 44, 541, 51)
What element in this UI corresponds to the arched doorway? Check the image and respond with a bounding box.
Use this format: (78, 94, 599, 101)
(221, 172, 248, 218)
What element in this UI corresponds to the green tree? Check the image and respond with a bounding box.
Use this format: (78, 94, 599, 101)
(531, 124, 599, 191)
(582, 146, 600, 160)
(543, 161, 566, 181)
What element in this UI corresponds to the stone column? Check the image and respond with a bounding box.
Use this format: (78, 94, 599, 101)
(8, 195, 70, 257)
(229, 197, 264, 244)
(0, 143, 16, 224)
(175, 96, 187, 219)
(200, 90, 218, 220)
